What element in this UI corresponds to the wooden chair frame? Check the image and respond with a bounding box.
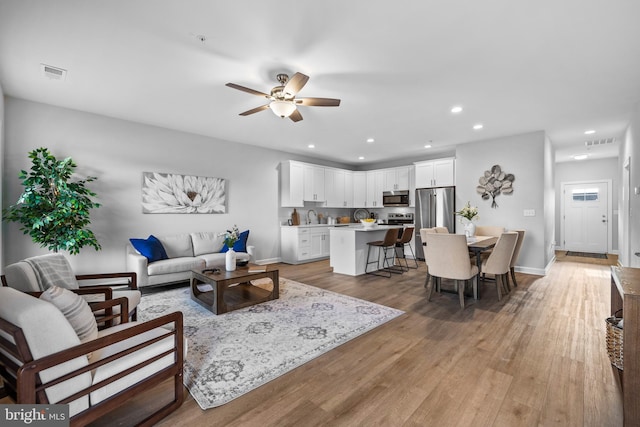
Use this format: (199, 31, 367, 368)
(0, 296, 184, 427)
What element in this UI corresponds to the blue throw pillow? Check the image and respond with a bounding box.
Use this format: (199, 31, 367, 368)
(129, 235, 168, 263)
(220, 230, 250, 253)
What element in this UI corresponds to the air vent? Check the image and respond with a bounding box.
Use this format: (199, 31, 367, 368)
(585, 137, 615, 147)
(40, 64, 67, 81)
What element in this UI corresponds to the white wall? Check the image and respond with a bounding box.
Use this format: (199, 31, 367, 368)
(620, 101, 640, 267)
(456, 131, 548, 274)
(1, 97, 349, 273)
(555, 157, 619, 252)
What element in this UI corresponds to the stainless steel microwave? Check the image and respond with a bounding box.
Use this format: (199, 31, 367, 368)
(383, 190, 410, 207)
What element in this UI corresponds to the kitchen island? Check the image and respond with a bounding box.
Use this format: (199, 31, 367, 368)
(329, 225, 404, 276)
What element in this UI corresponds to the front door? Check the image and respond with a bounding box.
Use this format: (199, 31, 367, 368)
(563, 181, 609, 253)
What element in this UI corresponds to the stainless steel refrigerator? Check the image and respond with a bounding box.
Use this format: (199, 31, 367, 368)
(414, 187, 456, 260)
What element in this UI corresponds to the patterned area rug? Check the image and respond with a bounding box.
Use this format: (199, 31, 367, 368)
(566, 251, 608, 259)
(138, 278, 404, 409)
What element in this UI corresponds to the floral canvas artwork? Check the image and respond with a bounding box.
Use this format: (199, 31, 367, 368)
(142, 172, 227, 214)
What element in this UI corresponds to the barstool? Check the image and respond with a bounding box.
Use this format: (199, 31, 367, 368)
(395, 227, 418, 271)
(365, 228, 403, 277)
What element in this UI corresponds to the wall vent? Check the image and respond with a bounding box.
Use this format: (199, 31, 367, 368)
(585, 137, 615, 147)
(40, 63, 67, 81)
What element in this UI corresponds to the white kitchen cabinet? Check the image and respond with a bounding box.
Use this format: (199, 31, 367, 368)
(303, 164, 325, 202)
(408, 165, 416, 207)
(281, 226, 330, 264)
(280, 160, 304, 207)
(383, 166, 410, 191)
(366, 170, 384, 208)
(325, 168, 353, 208)
(352, 172, 367, 207)
(414, 158, 455, 188)
(310, 228, 330, 258)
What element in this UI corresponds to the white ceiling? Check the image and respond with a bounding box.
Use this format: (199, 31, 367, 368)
(1, 0, 638, 166)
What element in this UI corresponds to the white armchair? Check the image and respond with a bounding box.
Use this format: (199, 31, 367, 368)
(2, 253, 140, 321)
(0, 286, 184, 426)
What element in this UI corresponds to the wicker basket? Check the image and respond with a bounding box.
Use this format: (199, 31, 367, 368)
(605, 309, 624, 370)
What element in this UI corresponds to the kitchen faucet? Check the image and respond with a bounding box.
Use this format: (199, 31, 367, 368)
(307, 209, 316, 224)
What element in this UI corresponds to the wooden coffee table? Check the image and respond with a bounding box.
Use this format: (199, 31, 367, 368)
(190, 265, 279, 314)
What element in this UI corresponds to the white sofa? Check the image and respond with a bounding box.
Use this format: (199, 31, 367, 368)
(126, 232, 254, 287)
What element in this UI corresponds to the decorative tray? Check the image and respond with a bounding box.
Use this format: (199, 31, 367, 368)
(354, 208, 370, 222)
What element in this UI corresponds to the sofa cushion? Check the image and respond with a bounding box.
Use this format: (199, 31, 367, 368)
(191, 232, 225, 256)
(147, 257, 205, 276)
(129, 235, 168, 263)
(220, 230, 250, 253)
(40, 286, 99, 344)
(157, 234, 193, 258)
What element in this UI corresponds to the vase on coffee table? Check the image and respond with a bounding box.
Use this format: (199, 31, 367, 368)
(225, 249, 237, 271)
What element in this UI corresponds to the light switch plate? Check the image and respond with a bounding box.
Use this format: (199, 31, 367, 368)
(524, 209, 536, 217)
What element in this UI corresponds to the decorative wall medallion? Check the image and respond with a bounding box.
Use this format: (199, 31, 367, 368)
(476, 165, 514, 208)
(142, 172, 227, 213)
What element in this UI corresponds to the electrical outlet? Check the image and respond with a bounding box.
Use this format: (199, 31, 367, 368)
(524, 209, 536, 217)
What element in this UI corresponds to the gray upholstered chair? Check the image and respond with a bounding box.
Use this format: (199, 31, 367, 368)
(434, 227, 450, 233)
(425, 233, 479, 309)
(509, 230, 526, 287)
(1, 253, 140, 321)
(475, 225, 506, 237)
(0, 286, 184, 426)
(420, 228, 437, 289)
(481, 232, 518, 300)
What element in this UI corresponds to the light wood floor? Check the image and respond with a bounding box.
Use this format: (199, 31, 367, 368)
(85, 252, 623, 425)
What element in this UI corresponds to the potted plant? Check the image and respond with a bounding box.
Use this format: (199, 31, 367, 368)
(455, 201, 479, 237)
(2, 147, 102, 254)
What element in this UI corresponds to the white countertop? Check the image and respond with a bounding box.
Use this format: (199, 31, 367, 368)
(330, 224, 403, 232)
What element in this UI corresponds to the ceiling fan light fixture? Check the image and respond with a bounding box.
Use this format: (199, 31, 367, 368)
(270, 100, 297, 118)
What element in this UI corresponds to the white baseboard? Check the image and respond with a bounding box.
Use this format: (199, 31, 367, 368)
(255, 257, 281, 265)
(514, 265, 547, 276)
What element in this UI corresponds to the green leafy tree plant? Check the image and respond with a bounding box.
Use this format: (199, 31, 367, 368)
(2, 147, 102, 254)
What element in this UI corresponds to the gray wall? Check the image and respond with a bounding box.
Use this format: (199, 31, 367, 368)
(456, 131, 549, 275)
(554, 157, 619, 252)
(1, 97, 349, 273)
(620, 101, 640, 267)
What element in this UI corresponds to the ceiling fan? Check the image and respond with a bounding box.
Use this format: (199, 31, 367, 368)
(225, 72, 340, 122)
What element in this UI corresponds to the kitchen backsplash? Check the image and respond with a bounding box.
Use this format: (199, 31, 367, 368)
(278, 206, 415, 226)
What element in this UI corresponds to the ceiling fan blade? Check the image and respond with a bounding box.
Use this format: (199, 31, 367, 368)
(296, 97, 341, 107)
(289, 109, 303, 122)
(226, 83, 269, 98)
(239, 104, 269, 116)
(283, 72, 309, 97)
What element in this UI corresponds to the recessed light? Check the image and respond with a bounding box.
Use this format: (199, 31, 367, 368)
(308, 144, 315, 149)
(366, 138, 375, 143)
(451, 106, 463, 114)
(573, 154, 589, 160)
(358, 156, 365, 160)
(473, 124, 483, 130)
(584, 130, 596, 135)
(424, 144, 432, 149)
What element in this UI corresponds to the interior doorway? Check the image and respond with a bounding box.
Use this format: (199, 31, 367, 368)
(561, 180, 612, 253)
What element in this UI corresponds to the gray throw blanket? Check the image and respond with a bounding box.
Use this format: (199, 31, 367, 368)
(24, 253, 79, 290)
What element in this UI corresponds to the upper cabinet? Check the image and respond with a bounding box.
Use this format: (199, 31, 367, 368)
(383, 166, 410, 191)
(303, 164, 325, 202)
(325, 168, 353, 208)
(414, 158, 455, 188)
(366, 170, 384, 207)
(352, 172, 367, 207)
(280, 161, 304, 207)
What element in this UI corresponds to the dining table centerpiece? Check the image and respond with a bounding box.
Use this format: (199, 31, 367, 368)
(456, 201, 479, 237)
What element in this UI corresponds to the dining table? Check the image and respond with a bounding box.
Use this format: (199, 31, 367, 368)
(422, 234, 498, 299)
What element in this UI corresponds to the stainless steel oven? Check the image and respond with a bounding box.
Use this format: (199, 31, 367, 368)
(383, 190, 409, 207)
